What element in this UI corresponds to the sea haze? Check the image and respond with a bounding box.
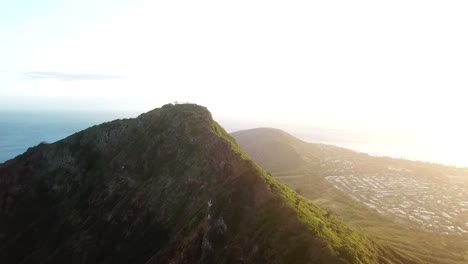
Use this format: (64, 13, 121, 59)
(0, 110, 138, 163)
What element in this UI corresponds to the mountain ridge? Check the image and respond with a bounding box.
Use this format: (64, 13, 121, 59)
(0, 104, 387, 264)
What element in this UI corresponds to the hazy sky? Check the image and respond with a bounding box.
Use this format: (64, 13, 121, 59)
(1, 0, 467, 165)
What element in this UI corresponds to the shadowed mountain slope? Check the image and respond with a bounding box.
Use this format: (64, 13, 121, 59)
(0, 104, 391, 264)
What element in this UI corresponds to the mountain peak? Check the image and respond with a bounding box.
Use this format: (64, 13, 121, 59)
(1, 104, 383, 263)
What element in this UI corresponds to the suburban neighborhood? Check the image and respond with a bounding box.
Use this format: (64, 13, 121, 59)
(326, 174, 468, 235)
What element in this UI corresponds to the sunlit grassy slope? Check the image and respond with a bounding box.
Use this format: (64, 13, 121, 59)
(212, 119, 385, 263)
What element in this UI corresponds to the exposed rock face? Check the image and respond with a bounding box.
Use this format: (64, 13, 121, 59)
(0, 104, 381, 264)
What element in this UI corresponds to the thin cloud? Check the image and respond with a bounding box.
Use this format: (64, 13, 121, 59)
(21, 71, 124, 81)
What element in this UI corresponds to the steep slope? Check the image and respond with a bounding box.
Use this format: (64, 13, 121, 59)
(0, 104, 384, 264)
(231, 127, 468, 264)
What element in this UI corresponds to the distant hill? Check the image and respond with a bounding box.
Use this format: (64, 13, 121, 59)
(0, 104, 395, 264)
(232, 127, 468, 264)
(232, 127, 465, 178)
(231, 128, 378, 176)
(232, 128, 306, 172)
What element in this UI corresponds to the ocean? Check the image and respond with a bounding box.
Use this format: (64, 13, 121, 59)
(0, 111, 138, 163)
